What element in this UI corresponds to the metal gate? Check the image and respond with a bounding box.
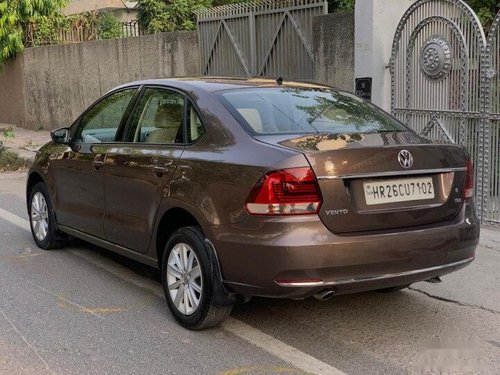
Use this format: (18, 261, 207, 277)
(390, 0, 500, 224)
(195, 0, 327, 80)
(486, 13, 500, 223)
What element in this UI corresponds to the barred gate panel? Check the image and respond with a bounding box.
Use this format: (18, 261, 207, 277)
(486, 12, 500, 223)
(196, 0, 327, 79)
(390, 0, 500, 224)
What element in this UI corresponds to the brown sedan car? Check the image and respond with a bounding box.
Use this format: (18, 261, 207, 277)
(27, 78, 479, 329)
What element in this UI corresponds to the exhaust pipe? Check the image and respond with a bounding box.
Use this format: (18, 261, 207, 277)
(426, 276, 442, 284)
(314, 289, 336, 301)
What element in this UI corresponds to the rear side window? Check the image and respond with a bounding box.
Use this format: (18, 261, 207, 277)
(128, 88, 185, 144)
(186, 103, 206, 143)
(220, 88, 406, 135)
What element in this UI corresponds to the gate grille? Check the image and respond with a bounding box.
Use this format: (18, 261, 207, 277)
(195, 0, 327, 80)
(391, 0, 500, 224)
(486, 13, 500, 223)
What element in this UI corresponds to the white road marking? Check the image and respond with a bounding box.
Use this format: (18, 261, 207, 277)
(0, 207, 30, 231)
(222, 318, 345, 375)
(0, 208, 346, 375)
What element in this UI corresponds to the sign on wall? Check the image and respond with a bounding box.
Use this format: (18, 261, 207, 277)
(355, 77, 373, 101)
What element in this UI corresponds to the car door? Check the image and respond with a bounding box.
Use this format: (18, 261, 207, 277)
(101, 87, 186, 253)
(52, 88, 138, 238)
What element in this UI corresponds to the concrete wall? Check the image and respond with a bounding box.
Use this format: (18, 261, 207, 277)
(355, 0, 414, 111)
(1, 30, 199, 130)
(0, 57, 26, 127)
(313, 12, 355, 92)
(0, 15, 357, 130)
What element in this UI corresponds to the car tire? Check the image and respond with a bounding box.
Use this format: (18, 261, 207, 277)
(161, 226, 232, 330)
(377, 284, 411, 293)
(28, 182, 65, 250)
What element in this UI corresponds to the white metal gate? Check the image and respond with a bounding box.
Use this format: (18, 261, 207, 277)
(391, 0, 500, 224)
(195, 0, 327, 80)
(486, 13, 500, 223)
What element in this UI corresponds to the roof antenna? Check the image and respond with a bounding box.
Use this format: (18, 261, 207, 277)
(276, 76, 283, 86)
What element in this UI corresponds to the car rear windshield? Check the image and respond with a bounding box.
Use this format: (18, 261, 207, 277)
(220, 87, 407, 135)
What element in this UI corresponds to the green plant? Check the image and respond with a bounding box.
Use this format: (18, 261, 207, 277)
(327, 0, 355, 13)
(0, 0, 68, 65)
(0, 146, 30, 171)
(1, 127, 15, 139)
(30, 13, 72, 46)
(98, 13, 123, 40)
(137, 0, 212, 33)
(465, 0, 499, 29)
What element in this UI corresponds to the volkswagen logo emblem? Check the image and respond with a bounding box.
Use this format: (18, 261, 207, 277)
(398, 150, 413, 169)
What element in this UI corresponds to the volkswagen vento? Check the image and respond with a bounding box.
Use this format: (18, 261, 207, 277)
(27, 78, 480, 329)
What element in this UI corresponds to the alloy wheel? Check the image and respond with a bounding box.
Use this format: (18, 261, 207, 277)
(166, 243, 203, 316)
(31, 192, 49, 242)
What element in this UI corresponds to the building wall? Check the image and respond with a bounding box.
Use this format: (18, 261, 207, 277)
(0, 31, 199, 130)
(112, 9, 139, 23)
(355, 0, 415, 111)
(64, 0, 134, 16)
(313, 12, 355, 92)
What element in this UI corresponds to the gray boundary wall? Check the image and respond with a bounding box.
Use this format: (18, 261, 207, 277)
(0, 31, 199, 130)
(0, 56, 27, 128)
(313, 12, 355, 92)
(0, 13, 354, 130)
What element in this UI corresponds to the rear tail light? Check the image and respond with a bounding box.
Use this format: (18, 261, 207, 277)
(245, 167, 322, 215)
(463, 159, 474, 199)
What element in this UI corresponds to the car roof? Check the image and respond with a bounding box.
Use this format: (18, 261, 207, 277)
(112, 77, 331, 93)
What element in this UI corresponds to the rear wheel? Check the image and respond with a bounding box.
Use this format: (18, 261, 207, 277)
(161, 227, 232, 330)
(29, 182, 65, 250)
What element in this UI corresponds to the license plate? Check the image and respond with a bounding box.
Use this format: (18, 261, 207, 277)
(363, 177, 435, 205)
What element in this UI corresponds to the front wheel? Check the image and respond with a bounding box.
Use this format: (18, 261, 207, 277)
(161, 227, 232, 330)
(28, 182, 65, 250)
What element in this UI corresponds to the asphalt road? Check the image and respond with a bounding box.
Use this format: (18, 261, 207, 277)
(1, 171, 499, 375)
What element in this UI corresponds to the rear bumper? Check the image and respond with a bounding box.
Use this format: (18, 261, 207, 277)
(210, 201, 479, 299)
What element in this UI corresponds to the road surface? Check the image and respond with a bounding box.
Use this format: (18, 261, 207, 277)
(1, 172, 499, 374)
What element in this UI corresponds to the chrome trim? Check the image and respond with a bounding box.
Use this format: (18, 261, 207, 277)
(356, 203, 442, 214)
(317, 167, 466, 181)
(59, 226, 159, 268)
(275, 257, 474, 287)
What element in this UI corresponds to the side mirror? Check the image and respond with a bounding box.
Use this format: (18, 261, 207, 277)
(51, 128, 71, 144)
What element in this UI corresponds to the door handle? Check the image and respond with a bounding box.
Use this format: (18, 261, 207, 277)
(93, 154, 106, 170)
(153, 160, 173, 177)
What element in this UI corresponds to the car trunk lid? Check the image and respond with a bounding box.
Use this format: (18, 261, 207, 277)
(255, 132, 469, 233)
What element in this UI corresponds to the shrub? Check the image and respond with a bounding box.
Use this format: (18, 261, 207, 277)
(97, 13, 123, 40)
(0, 144, 30, 171)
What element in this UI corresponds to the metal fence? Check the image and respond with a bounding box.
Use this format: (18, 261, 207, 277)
(195, 0, 327, 80)
(24, 20, 145, 47)
(122, 21, 145, 38)
(391, 0, 500, 224)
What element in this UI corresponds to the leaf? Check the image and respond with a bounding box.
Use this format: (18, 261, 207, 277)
(1, 128, 15, 138)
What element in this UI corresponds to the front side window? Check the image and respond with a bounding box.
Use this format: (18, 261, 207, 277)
(220, 88, 407, 135)
(75, 89, 136, 143)
(128, 88, 185, 144)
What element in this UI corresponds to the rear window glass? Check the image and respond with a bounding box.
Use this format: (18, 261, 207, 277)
(220, 88, 406, 135)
